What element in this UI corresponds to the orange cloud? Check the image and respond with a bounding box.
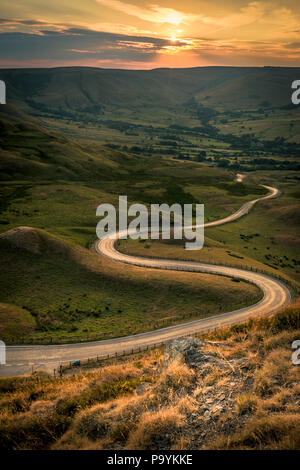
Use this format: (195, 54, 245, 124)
(96, 0, 199, 25)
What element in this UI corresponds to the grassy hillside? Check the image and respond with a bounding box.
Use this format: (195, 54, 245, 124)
(1, 67, 300, 157)
(194, 67, 299, 109)
(0, 227, 261, 344)
(1, 66, 299, 111)
(0, 105, 123, 182)
(0, 300, 299, 450)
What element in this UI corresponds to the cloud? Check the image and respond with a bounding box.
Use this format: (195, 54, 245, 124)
(0, 27, 190, 67)
(95, 0, 199, 25)
(0, 3, 300, 69)
(0, 19, 46, 25)
(0, 17, 70, 35)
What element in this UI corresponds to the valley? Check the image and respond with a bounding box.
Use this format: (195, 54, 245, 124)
(0, 66, 299, 360)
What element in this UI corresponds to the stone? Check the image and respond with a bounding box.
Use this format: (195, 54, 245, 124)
(164, 337, 203, 365)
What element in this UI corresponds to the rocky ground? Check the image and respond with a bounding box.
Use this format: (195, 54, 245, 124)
(163, 337, 258, 448)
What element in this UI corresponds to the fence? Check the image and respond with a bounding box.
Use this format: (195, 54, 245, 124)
(7, 259, 299, 347)
(115, 245, 299, 295)
(55, 341, 165, 376)
(54, 311, 269, 377)
(8, 311, 219, 345)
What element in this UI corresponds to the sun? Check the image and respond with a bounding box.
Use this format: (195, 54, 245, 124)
(169, 30, 183, 42)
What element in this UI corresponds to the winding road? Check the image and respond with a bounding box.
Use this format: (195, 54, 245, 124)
(1, 179, 291, 376)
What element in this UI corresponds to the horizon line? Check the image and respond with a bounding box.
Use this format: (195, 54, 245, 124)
(1, 65, 300, 72)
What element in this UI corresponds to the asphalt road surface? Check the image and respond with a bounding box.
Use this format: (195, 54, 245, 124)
(1, 182, 290, 376)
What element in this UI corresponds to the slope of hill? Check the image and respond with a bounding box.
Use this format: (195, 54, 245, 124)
(1, 66, 299, 113)
(0, 300, 299, 450)
(194, 67, 299, 109)
(0, 105, 123, 182)
(0, 226, 261, 344)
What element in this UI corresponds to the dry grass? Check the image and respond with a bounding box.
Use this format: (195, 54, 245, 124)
(126, 407, 184, 450)
(202, 366, 226, 386)
(253, 348, 298, 397)
(236, 394, 258, 415)
(0, 301, 299, 450)
(209, 414, 300, 450)
(157, 359, 195, 394)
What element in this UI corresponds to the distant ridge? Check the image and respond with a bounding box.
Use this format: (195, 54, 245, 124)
(1, 66, 299, 112)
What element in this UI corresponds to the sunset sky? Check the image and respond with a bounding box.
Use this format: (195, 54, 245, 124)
(0, 0, 299, 68)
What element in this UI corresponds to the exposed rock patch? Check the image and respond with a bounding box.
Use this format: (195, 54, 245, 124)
(164, 337, 204, 365)
(164, 336, 242, 371)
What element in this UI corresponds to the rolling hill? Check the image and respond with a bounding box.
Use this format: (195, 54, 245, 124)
(0, 104, 125, 182)
(0, 226, 261, 344)
(1, 66, 299, 114)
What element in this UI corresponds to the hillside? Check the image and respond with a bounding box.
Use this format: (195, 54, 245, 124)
(0, 226, 261, 344)
(0, 105, 124, 182)
(1, 66, 299, 112)
(2, 66, 300, 173)
(0, 300, 299, 450)
(2, 67, 299, 163)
